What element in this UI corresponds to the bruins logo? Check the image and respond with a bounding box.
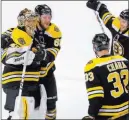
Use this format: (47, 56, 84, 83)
(54, 26, 59, 32)
(113, 41, 124, 56)
(87, 60, 93, 64)
(18, 38, 26, 45)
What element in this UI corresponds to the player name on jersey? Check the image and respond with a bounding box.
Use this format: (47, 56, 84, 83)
(107, 61, 127, 72)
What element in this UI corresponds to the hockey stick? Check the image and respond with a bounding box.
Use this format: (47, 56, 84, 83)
(92, 11, 106, 58)
(94, 10, 114, 55)
(94, 11, 105, 34)
(12, 43, 33, 119)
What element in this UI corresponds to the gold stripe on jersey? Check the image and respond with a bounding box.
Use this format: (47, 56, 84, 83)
(2, 52, 7, 61)
(22, 97, 29, 119)
(98, 109, 128, 117)
(2, 48, 7, 61)
(47, 49, 56, 58)
(45, 109, 56, 119)
(11, 28, 33, 47)
(45, 114, 56, 120)
(2, 71, 40, 84)
(47, 48, 60, 58)
(87, 86, 104, 99)
(98, 101, 129, 117)
(102, 12, 110, 20)
(100, 105, 128, 113)
(2, 74, 39, 81)
(88, 94, 104, 99)
(101, 101, 129, 109)
(5, 52, 23, 61)
(40, 62, 54, 77)
(87, 86, 103, 92)
(2, 78, 39, 84)
(85, 55, 127, 72)
(110, 110, 129, 120)
(2, 28, 14, 36)
(2, 72, 40, 78)
(102, 12, 114, 25)
(123, 30, 129, 37)
(54, 48, 60, 52)
(46, 23, 62, 38)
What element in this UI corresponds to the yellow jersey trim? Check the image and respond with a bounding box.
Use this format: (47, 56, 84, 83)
(84, 55, 126, 72)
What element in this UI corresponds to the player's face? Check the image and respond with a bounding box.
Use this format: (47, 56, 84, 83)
(40, 14, 52, 29)
(119, 17, 128, 31)
(25, 18, 38, 36)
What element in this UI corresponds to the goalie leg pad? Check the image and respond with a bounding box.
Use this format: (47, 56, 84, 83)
(12, 96, 35, 119)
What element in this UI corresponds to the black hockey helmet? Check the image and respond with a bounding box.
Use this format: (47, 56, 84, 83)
(35, 4, 52, 16)
(92, 33, 110, 52)
(120, 9, 129, 22)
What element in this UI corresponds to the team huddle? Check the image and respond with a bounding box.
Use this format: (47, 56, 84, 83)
(1, 0, 129, 120)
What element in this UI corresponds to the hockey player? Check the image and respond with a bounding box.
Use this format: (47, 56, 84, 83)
(34, 4, 62, 120)
(82, 33, 129, 120)
(86, 0, 129, 60)
(1, 8, 47, 119)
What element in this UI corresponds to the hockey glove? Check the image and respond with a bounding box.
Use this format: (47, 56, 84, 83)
(86, 0, 105, 12)
(32, 45, 47, 62)
(82, 116, 95, 120)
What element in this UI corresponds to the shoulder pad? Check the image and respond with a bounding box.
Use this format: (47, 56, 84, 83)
(11, 27, 33, 47)
(45, 23, 62, 38)
(84, 58, 97, 72)
(112, 17, 120, 31)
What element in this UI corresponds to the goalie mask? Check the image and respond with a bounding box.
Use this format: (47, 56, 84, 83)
(92, 33, 110, 54)
(17, 8, 39, 37)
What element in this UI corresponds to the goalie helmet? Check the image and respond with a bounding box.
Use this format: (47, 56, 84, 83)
(17, 8, 39, 37)
(120, 9, 129, 22)
(17, 8, 38, 26)
(35, 4, 52, 16)
(92, 33, 110, 52)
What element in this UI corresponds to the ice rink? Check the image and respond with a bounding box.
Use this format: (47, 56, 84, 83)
(2, 1, 128, 119)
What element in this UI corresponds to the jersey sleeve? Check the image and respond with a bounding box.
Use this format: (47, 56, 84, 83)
(84, 60, 104, 117)
(98, 4, 115, 30)
(1, 28, 14, 64)
(45, 24, 62, 62)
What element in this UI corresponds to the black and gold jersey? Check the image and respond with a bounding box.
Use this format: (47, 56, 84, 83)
(34, 23, 62, 77)
(84, 55, 129, 119)
(1, 27, 41, 88)
(98, 6, 129, 60)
